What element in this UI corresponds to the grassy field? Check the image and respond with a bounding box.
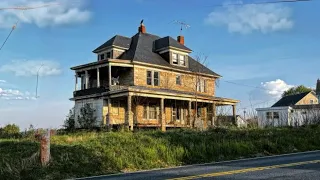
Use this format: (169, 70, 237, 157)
(1, 126, 320, 179)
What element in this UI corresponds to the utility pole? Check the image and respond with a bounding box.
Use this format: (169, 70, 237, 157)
(36, 64, 44, 98)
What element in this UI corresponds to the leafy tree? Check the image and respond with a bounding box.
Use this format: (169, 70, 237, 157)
(282, 85, 313, 97)
(3, 124, 20, 134)
(78, 104, 97, 129)
(64, 107, 76, 131)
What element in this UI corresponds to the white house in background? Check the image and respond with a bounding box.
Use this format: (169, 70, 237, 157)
(256, 91, 320, 127)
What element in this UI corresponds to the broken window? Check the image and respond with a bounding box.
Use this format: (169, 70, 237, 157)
(273, 112, 279, 119)
(266, 112, 272, 119)
(179, 55, 185, 66)
(154, 72, 159, 86)
(147, 71, 152, 85)
(172, 53, 178, 64)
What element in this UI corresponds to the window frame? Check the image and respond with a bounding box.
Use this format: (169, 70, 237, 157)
(99, 54, 105, 61)
(179, 55, 186, 66)
(172, 53, 178, 65)
(176, 75, 181, 85)
(143, 102, 159, 120)
(266, 112, 272, 119)
(196, 78, 206, 93)
(273, 112, 279, 119)
(146, 70, 160, 86)
(310, 99, 314, 104)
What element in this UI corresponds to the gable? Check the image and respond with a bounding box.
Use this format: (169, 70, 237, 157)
(272, 91, 313, 107)
(296, 92, 318, 105)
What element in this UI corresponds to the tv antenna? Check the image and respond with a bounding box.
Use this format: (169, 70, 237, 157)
(173, 20, 191, 35)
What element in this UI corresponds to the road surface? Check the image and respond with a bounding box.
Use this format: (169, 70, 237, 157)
(76, 150, 320, 180)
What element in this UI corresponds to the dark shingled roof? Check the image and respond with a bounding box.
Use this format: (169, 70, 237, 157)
(272, 91, 312, 107)
(154, 36, 192, 52)
(119, 32, 220, 76)
(93, 35, 131, 53)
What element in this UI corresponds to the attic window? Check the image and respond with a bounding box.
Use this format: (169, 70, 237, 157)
(106, 52, 111, 59)
(99, 54, 105, 60)
(310, 99, 314, 104)
(172, 53, 178, 65)
(179, 55, 185, 66)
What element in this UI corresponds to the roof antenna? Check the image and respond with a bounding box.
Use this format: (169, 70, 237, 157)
(173, 20, 191, 35)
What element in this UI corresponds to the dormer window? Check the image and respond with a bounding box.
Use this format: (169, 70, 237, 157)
(172, 53, 178, 65)
(179, 55, 185, 66)
(106, 52, 111, 58)
(99, 54, 105, 61)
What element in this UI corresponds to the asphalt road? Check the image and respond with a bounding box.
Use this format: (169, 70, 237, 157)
(75, 151, 320, 180)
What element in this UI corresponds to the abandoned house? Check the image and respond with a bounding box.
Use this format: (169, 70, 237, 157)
(70, 22, 239, 131)
(256, 89, 320, 127)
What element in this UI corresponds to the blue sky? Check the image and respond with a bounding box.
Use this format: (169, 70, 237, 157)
(0, 0, 319, 129)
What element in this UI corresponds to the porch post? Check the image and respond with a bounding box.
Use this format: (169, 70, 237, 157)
(97, 68, 100, 87)
(188, 100, 192, 126)
(203, 106, 207, 130)
(107, 98, 112, 128)
(160, 98, 166, 132)
(212, 103, 216, 126)
(232, 105, 237, 125)
(74, 73, 78, 91)
(108, 64, 112, 88)
(126, 95, 133, 131)
(85, 70, 89, 89)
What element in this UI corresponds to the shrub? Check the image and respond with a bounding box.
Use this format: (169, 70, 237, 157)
(64, 108, 76, 131)
(0, 124, 21, 138)
(78, 104, 97, 130)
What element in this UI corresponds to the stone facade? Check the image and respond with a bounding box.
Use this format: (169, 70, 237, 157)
(133, 66, 216, 96)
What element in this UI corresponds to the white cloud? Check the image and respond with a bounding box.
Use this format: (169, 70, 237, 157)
(0, 60, 62, 77)
(205, 2, 293, 34)
(0, 87, 36, 100)
(0, 0, 91, 28)
(261, 79, 294, 98)
(0, 80, 6, 83)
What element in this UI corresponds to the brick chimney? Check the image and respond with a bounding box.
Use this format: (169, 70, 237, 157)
(138, 23, 146, 33)
(177, 35, 184, 45)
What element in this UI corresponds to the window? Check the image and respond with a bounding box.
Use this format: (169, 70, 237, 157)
(176, 75, 181, 85)
(106, 51, 111, 58)
(147, 71, 152, 85)
(179, 55, 185, 66)
(154, 72, 159, 86)
(149, 105, 157, 119)
(310, 99, 314, 104)
(99, 54, 105, 60)
(197, 78, 206, 92)
(146, 70, 160, 86)
(302, 111, 307, 115)
(172, 53, 178, 64)
(266, 112, 272, 119)
(273, 112, 279, 119)
(143, 103, 159, 120)
(112, 101, 120, 115)
(172, 104, 184, 121)
(143, 105, 148, 119)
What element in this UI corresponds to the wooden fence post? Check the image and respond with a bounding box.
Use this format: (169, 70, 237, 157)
(40, 129, 50, 166)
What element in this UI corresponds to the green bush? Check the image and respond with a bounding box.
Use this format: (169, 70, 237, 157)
(0, 124, 21, 138)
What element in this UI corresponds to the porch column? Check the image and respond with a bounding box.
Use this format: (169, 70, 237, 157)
(97, 68, 100, 87)
(212, 103, 216, 126)
(85, 70, 89, 89)
(74, 73, 78, 91)
(232, 105, 237, 125)
(160, 98, 166, 132)
(203, 107, 207, 130)
(107, 98, 112, 128)
(126, 95, 133, 131)
(108, 64, 112, 88)
(188, 100, 192, 126)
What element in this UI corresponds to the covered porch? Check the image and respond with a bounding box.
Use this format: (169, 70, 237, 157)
(103, 88, 239, 131)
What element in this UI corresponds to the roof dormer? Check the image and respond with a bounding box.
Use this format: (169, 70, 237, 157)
(93, 35, 131, 61)
(154, 36, 192, 68)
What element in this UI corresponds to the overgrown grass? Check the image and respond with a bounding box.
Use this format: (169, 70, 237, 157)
(1, 126, 320, 179)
